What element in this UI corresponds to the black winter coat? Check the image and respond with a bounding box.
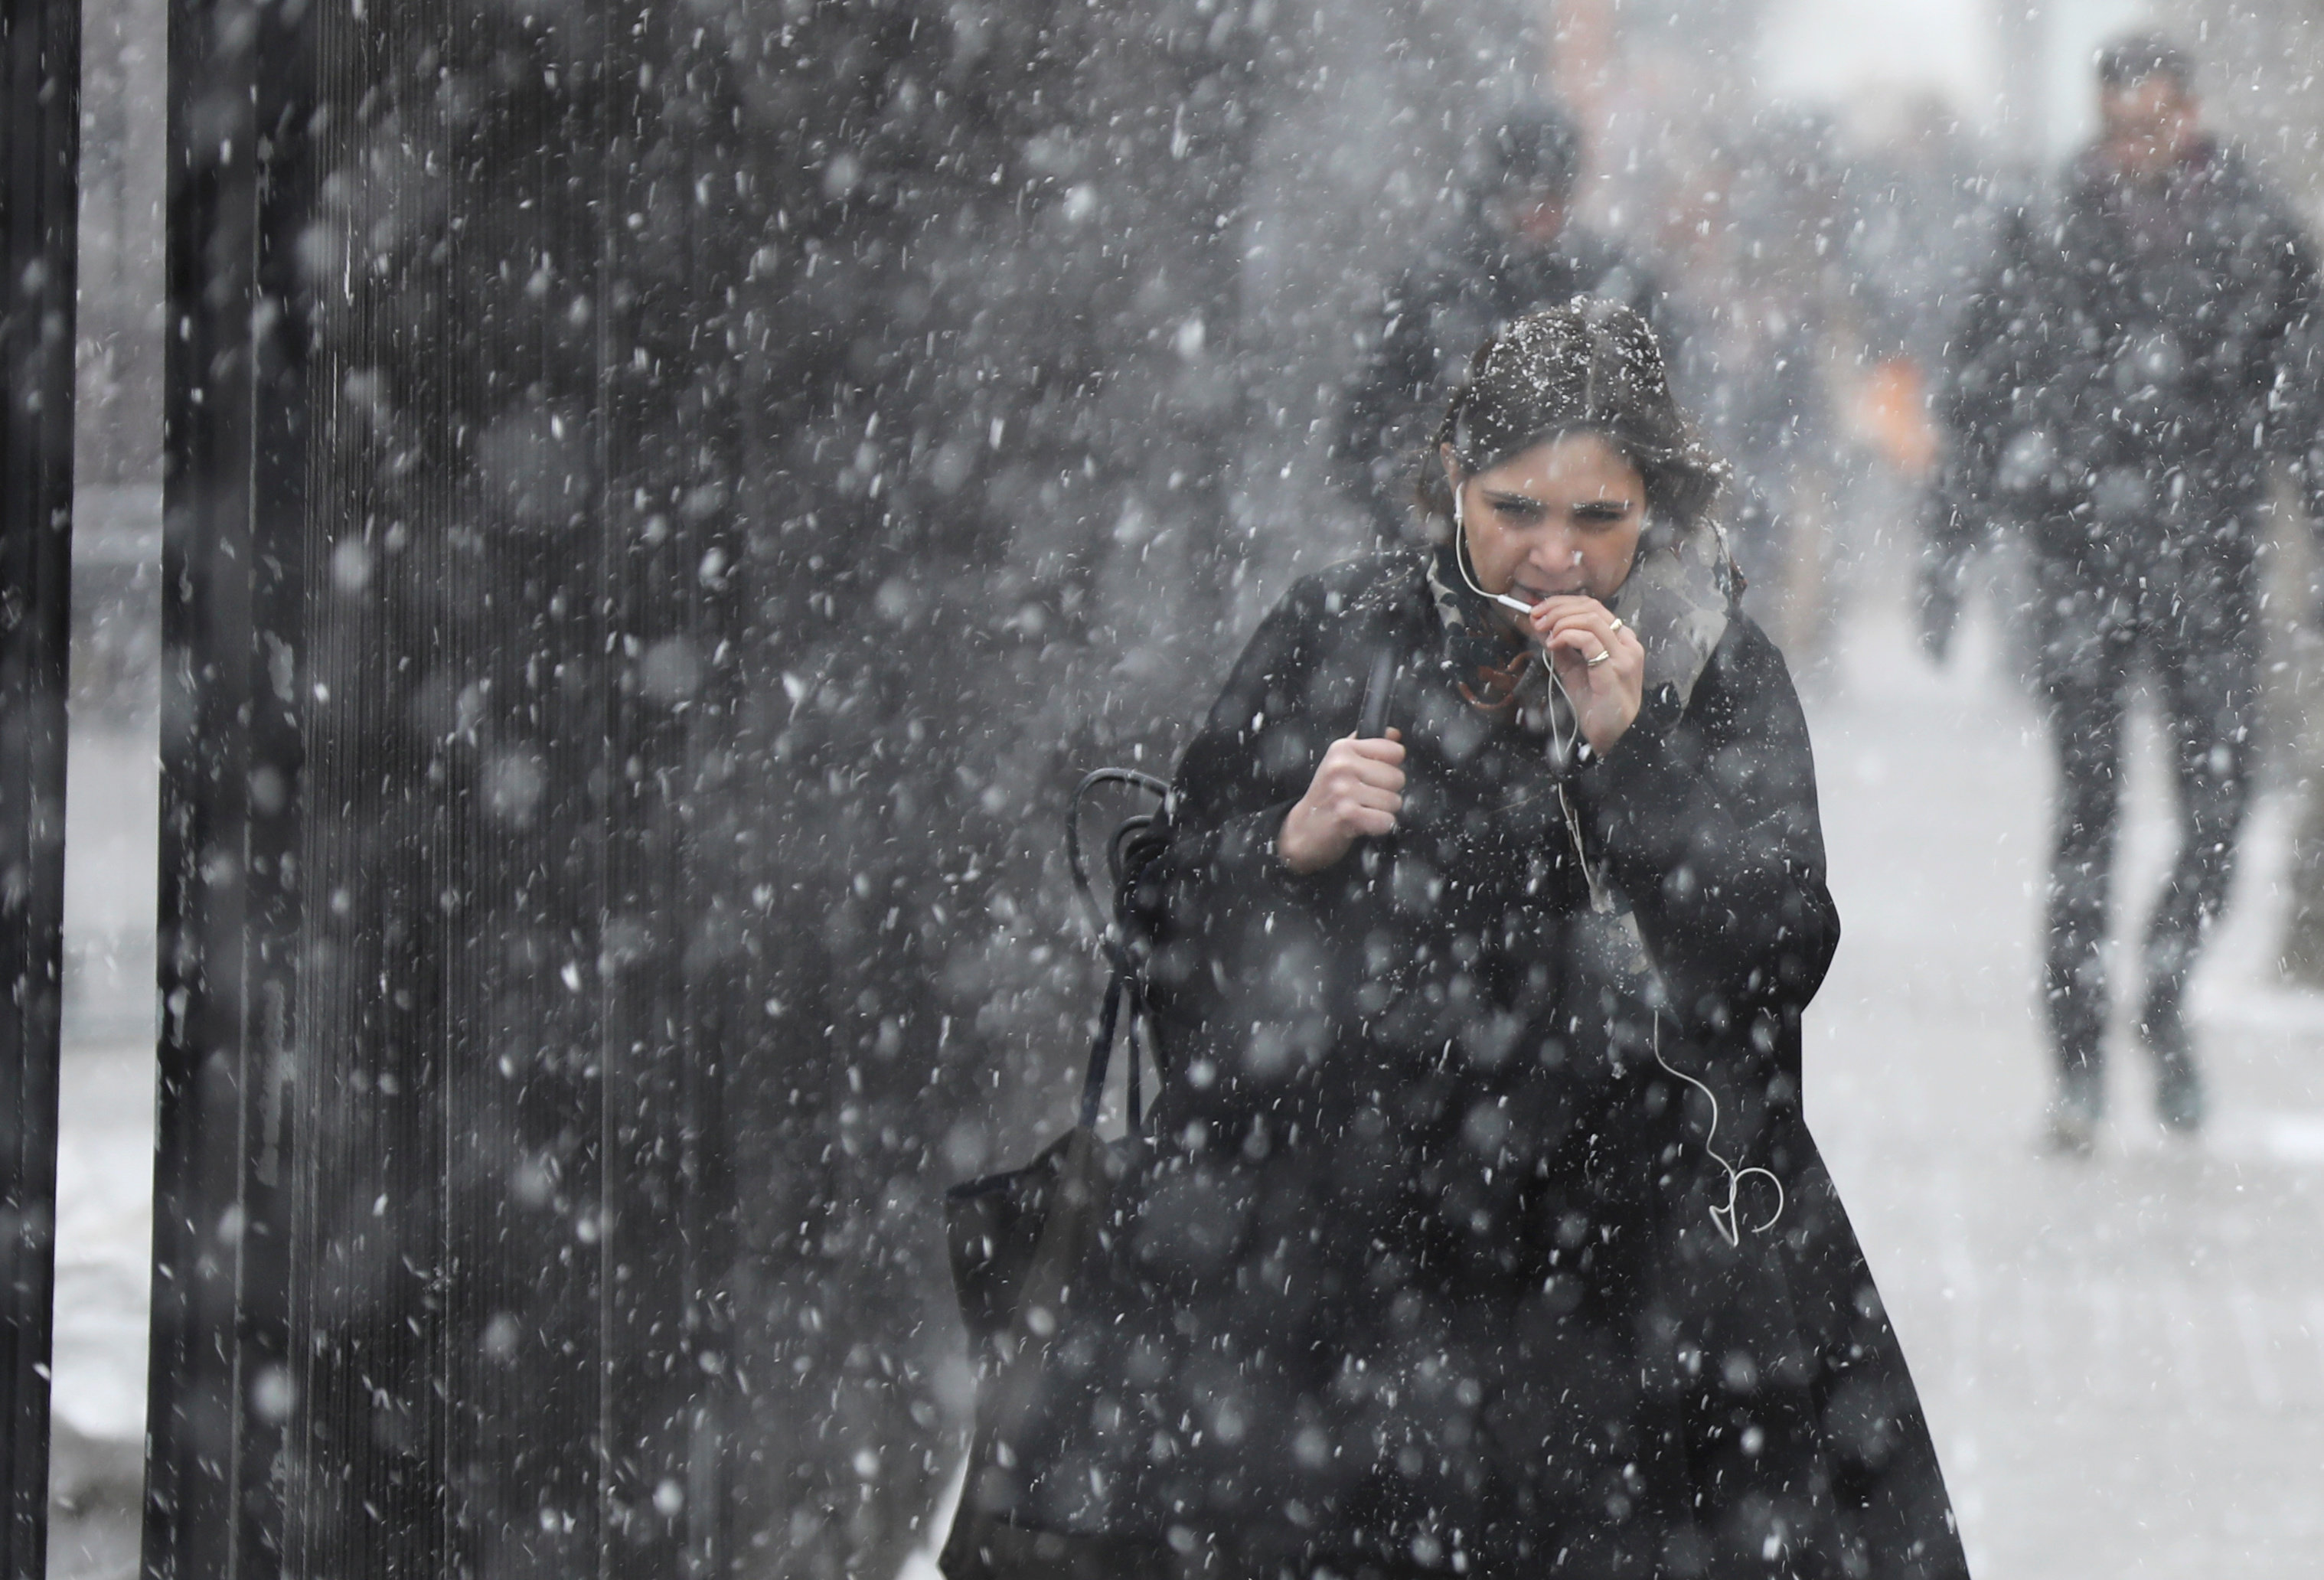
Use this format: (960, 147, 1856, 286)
(1933, 139, 2319, 589)
(987, 552, 1968, 1580)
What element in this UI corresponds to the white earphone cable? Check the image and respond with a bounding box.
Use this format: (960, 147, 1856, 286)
(1459, 473, 1781, 1247)
(1455, 478, 1608, 909)
(1649, 1010, 1784, 1248)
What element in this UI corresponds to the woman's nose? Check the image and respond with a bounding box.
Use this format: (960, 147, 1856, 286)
(1530, 533, 1582, 572)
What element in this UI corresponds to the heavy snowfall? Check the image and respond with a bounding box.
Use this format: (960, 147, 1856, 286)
(35, 0, 2324, 1576)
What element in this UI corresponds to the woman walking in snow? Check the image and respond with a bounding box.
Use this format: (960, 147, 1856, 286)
(953, 299, 1967, 1580)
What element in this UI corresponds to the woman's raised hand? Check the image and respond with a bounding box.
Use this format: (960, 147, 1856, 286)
(1278, 729, 1405, 875)
(1531, 596, 1643, 755)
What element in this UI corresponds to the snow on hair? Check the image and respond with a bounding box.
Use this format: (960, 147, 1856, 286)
(1416, 297, 1727, 533)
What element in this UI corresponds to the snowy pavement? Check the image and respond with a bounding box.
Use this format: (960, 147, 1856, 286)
(51, 723, 158, 1578)
(46, 585, 2324, 1578)
(52, 1043, 152, 1452)
(49, 1042, 152, 1579)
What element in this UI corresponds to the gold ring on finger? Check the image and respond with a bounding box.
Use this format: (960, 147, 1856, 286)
(1586, 648, 1611, 667)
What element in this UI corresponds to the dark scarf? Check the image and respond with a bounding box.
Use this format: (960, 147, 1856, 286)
(1425, 540, 1553, 726)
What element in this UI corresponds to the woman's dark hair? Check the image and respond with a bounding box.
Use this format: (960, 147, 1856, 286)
(1415, 299, 1725, 534)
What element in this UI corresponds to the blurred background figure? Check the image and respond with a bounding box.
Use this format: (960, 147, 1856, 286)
(1827, 94, 1996, 646)
(1644, 110, 1839, 641)
(1334, 103, 1677, 546)
(1921, 34, 2321, 1151)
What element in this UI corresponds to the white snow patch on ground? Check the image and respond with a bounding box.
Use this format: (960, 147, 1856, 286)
(51, 1043, 154, 1445)
(894, 1458, 967, 1580)
(52, 720, 161, 1454)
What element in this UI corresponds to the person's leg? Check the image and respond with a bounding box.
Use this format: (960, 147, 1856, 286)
(2141, 565, 2260, 1129)
(2033, 570, 2130, 1144)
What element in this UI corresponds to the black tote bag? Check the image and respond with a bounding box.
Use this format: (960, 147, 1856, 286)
(939, 974, 1175, 1580)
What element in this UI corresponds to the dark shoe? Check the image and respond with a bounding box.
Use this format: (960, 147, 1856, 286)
(2045, 1067, 2102, 1156)
(2140, 997, 2205, 1134)
(2155, 1059, 2205, 1133)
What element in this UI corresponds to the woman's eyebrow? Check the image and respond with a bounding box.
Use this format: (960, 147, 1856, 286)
(1480, 488, 1546, 508)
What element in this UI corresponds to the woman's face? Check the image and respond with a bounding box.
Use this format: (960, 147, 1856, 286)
(1444, 431, 1647, 607)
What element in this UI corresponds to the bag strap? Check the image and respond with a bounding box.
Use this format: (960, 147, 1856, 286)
(1124, 981, 1143, 1133)
(1064, 768, 1167, 1137)
(1076, 970, 1128, 1131)
(1359, 645, 1400, 738)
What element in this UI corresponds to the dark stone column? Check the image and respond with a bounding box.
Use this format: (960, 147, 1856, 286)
(145, 0, 313, 1570)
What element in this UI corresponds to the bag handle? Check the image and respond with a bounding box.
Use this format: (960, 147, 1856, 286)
(1076, 971, 1131, 1131)
(1060, 651, 1391, 1141)
(1065, 769, 1167, 1136)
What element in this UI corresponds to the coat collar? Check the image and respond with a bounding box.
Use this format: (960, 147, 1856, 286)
(1612, 517, 1735, 713)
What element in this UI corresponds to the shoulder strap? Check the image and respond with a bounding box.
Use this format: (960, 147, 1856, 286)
(1358, 645, 1399, 738)
(1076, 971, 1131, 1131)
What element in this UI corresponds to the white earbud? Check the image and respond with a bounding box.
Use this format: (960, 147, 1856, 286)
(1451, 473, 1539, 618)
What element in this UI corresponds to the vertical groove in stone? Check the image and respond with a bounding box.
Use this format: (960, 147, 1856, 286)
(0, 0, 80, 1571)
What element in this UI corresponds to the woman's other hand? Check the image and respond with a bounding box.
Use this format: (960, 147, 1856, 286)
(1532, 596, 1643, 755)
(1278, 729, 1405, 874)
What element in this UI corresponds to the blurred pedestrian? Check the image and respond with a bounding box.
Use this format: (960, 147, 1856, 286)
(1337, 105, 1676, 546)
(1924, 34, 2321, 1150)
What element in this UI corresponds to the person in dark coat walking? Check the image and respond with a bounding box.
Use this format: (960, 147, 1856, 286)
(1337, 106, 1675, 546)
(957, 302, 1967, 1580)
(1922, 34, 2322, 1149)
